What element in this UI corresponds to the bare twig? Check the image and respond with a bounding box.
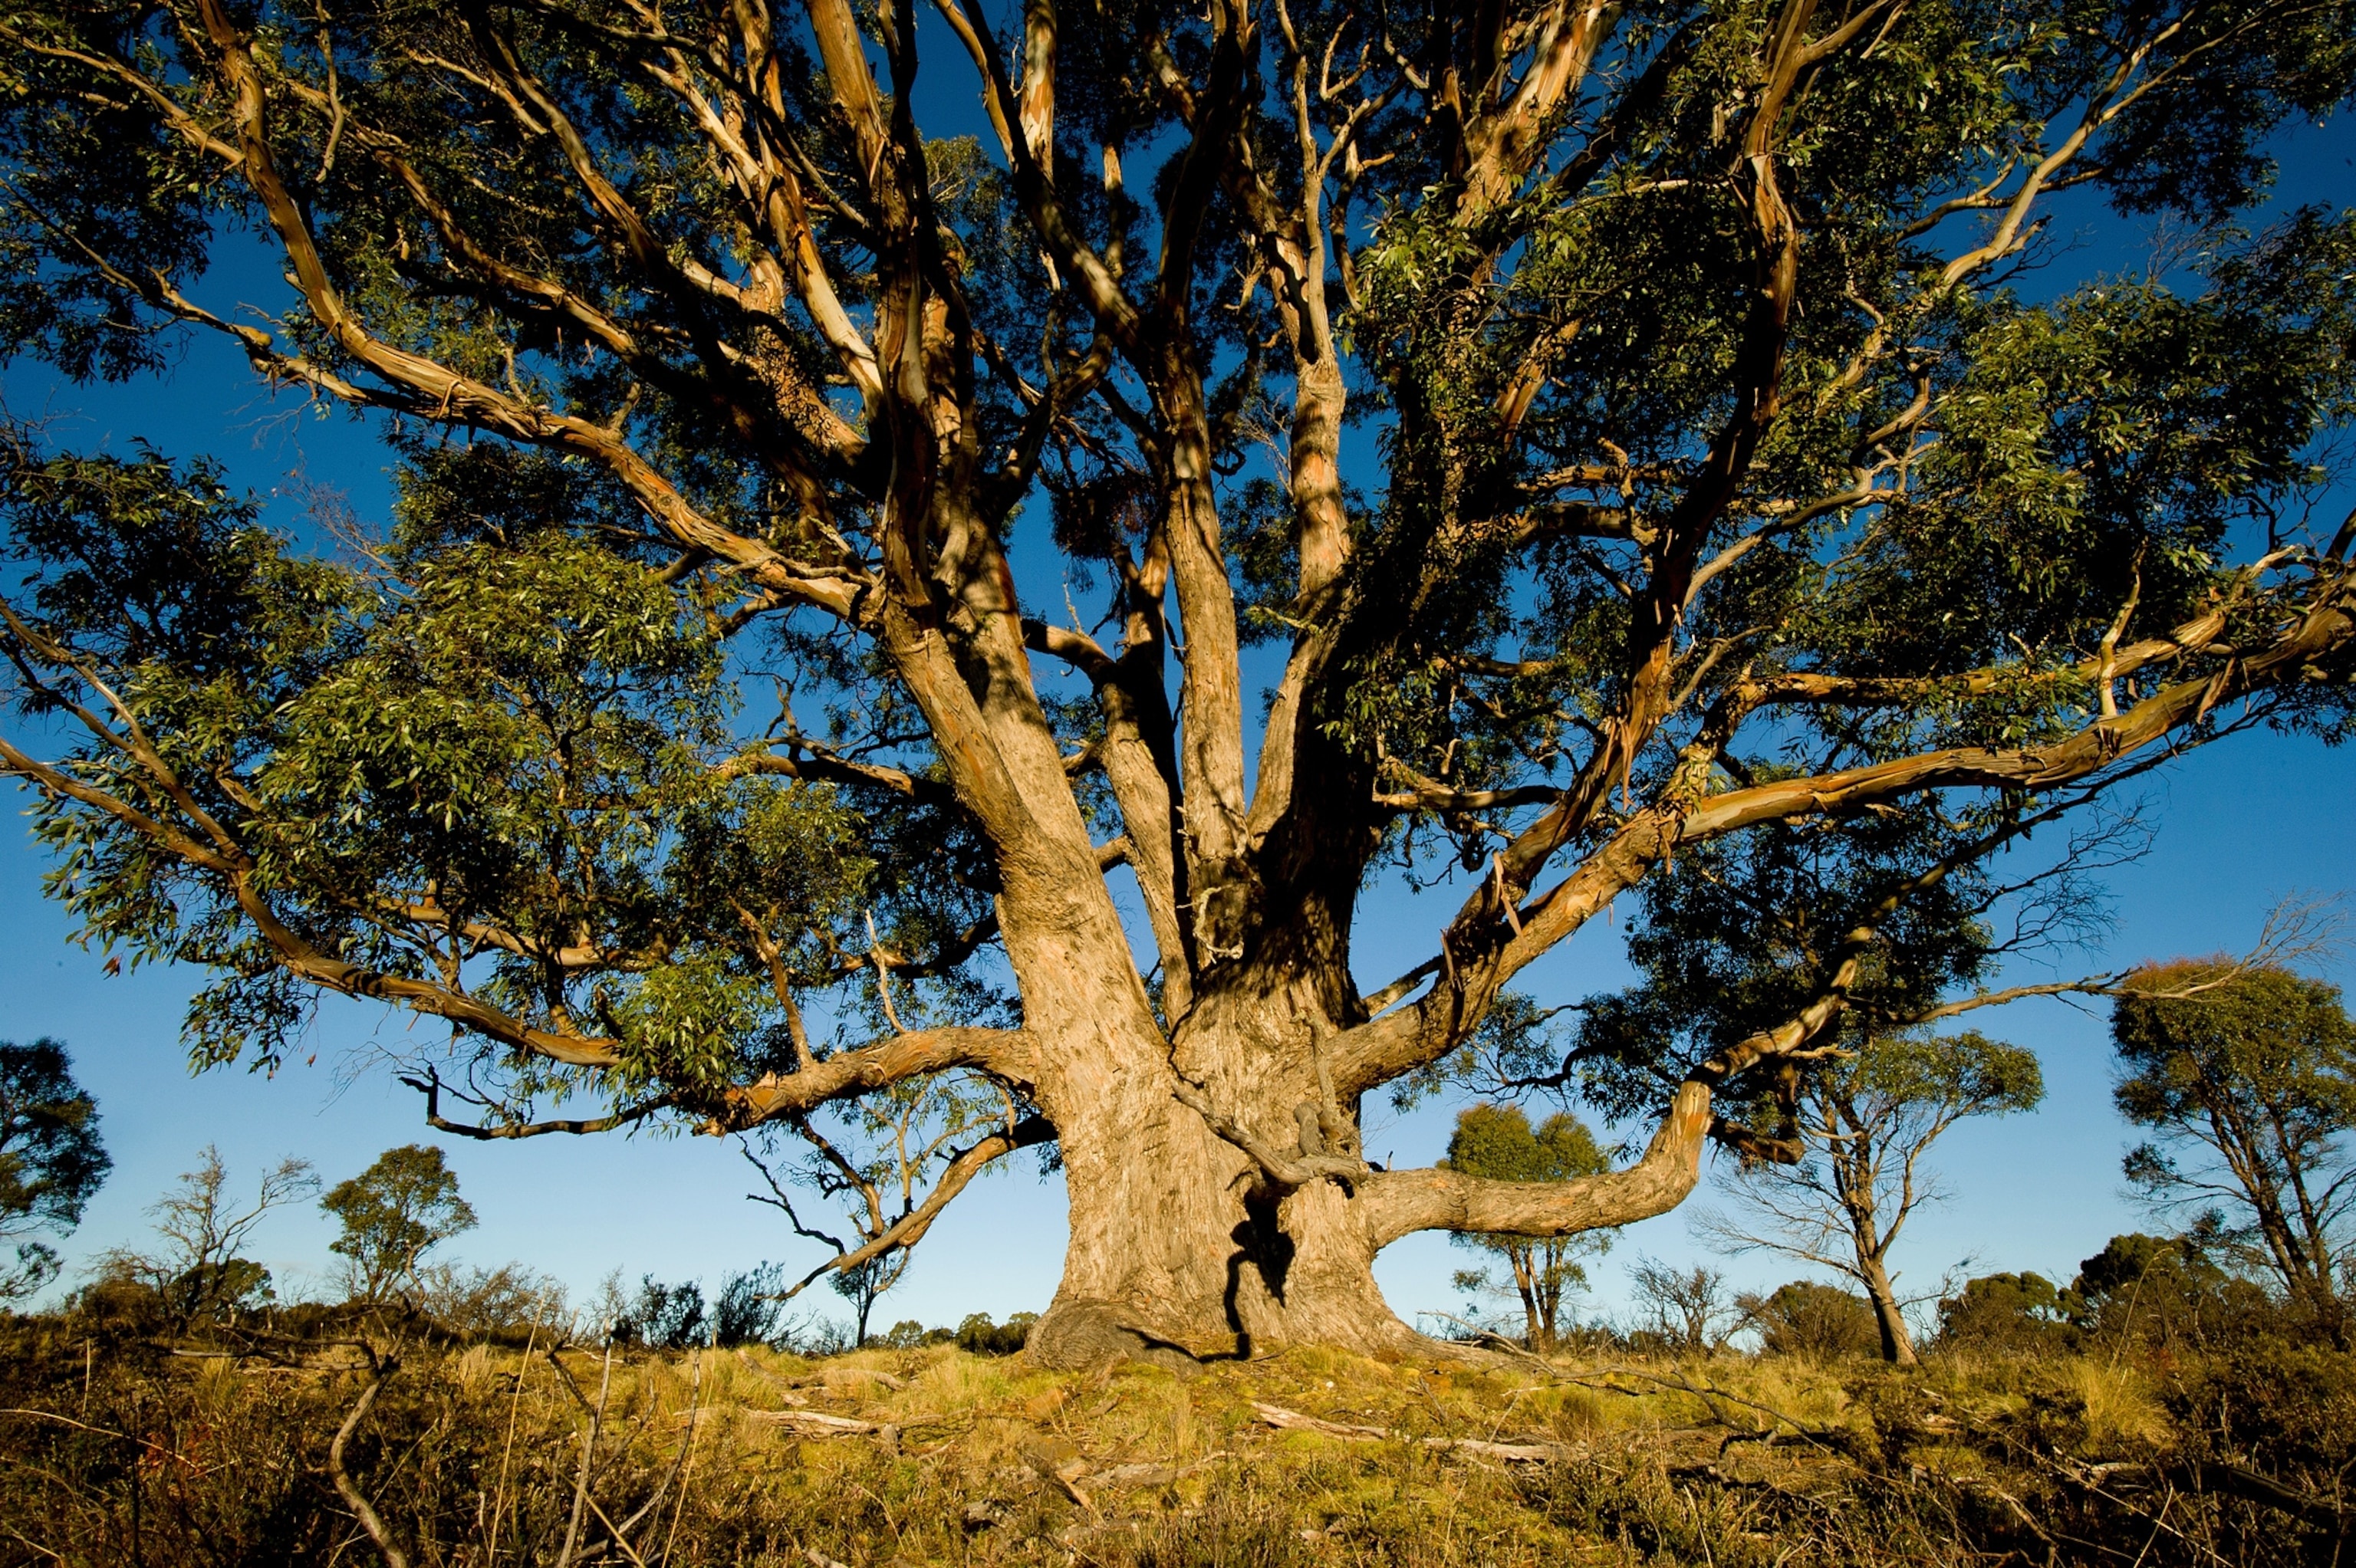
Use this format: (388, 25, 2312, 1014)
(658, 1349, 705, 1566)
(327, 1356, 410, 1568)
(554, 1343, 613, 1568)
(1249, 1402, 1564, 1462)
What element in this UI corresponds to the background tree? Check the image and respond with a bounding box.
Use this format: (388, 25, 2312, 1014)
(0, 1037, 109, 1300)
(1, 0, 2354, 1361)
(320, 1142, 478, 1306)
(1701, 1029, 2045, 1363)
(100, 1146, 316, 1329)
(2065, 1231, 2267, 1350)
(1627, 1259, 1745, 1355)
(2112, 965, 2356, 1328)
(1442, 1103, 1611, 1350)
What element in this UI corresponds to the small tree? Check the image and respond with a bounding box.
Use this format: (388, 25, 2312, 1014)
(712, 1263, 788, 1349)
(742, 1072, 1046, 1346)
(613, 1275, 709, 1349)
(0, 1037, 110, 1300)
(2112, 965, 2356, 1326)
(1701, 1029, 2044, 1363)
(1442, 1104, 1612, 1351)
(321, 1143, 478, 1305)
(108, 1146, 316, 1328)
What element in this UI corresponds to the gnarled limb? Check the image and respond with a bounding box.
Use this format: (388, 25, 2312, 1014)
(1361, 1082, 1714, 1247)
(183, 0, 870, 620)
(1333, 565, 2356, 1098)
(1170, 1074, 1367, 1194)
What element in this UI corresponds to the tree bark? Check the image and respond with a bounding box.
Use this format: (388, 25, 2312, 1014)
(1859, 1256, 1918, 1366)
(1022, 990, 1426, 1365)
(1028, 1052, 1719, 1365)
(1028, 1092, 1423, 1366)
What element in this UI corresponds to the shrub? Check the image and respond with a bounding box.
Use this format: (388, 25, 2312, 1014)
(611, 1275, 707, 1348)
(2163, 1337, 2356, 1493)
(713, 1264, 788, 1349)
(413, 1263, 569, 1341)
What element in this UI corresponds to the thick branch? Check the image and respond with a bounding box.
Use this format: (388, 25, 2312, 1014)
(1334, 569, 2356, 1099)
(1361, 1082, 1713, 1247)
(401, 1071, 666, 1140)
(720, 1027, 1039, 1128)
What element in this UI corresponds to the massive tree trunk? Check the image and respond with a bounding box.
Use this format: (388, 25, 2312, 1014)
(1035, 1092, 1417, 1365)
(1026, 1011, 1724, 1363)
(1018, 978, 1426, 1364)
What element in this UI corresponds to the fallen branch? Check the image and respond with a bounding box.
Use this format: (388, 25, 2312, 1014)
(1091, 1455, 1230, 1488)
(1250, 1402, 1565, 1463)
(741, 1408, 903, 1451)
(2196, 1460, 2352, 1538)
(2059, 1458, 2353, 1540)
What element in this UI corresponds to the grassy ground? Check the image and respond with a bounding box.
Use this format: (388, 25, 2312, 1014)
(0, 1319, 2342, 1566)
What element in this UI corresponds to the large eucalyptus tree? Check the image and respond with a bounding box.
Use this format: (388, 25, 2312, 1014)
(0, 0, 2352, 1361)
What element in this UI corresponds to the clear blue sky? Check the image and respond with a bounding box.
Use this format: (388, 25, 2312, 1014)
(2, 58, 2351, 1341)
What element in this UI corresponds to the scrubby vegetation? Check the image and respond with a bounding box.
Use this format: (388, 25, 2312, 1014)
(1, 1258, 2348, 1567)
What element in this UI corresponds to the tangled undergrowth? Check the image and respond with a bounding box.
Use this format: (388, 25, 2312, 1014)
(0, 1312, 2347, 1566)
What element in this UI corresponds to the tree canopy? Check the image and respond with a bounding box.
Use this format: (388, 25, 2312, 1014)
(0, 0, 2352, 1356)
